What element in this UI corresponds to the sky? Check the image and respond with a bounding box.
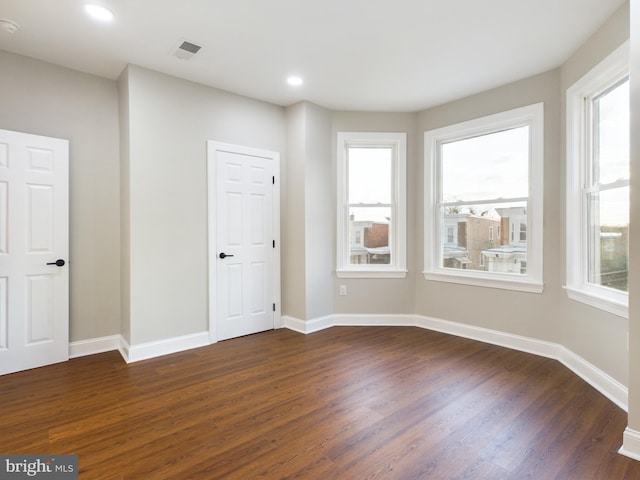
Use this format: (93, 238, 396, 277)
(441, 126, 529, 204)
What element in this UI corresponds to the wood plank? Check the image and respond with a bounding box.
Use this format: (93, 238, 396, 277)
(0, 327, 638, 479)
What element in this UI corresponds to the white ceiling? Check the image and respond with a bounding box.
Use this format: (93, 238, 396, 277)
(0, 0, 627, 112)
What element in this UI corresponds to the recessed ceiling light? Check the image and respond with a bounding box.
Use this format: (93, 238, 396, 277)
(84, 4, 114, 22)
(287, 76, 304, 86)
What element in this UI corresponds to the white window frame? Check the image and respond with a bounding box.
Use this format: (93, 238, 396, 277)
(424, 103, 544, 293)
(336, 132, 407, 278)
(565, 41, 629, 318)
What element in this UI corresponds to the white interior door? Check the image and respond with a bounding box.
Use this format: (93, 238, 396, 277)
(208, 142, 280, 341)
(0, 129, 69, 375)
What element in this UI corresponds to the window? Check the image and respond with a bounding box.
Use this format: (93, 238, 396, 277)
(424, 103, 544, 292)
(337, 132, 407, 278)
(566, 42, 629, 318)
(447, 227, 455, 244)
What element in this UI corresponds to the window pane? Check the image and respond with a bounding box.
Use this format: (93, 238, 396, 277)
(349, 206, 391, 265)
(348, 147, 392, 204)
(587, 187, 629, 292)
(441, 201, 527, 274)
(441, 126, 529, 202)
(594, 79, 629, 185)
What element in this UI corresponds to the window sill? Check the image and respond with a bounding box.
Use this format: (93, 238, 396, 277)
(337, 269, 408, 279)
(564, 285, 628, 319)
(423, 271, 544, 293)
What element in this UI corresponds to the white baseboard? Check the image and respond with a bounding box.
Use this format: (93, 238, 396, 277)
(414, 314, 627, 411)
(282, 315, 333, 334)
(69, 335, 124, 359)
(69, 314, 628, 415)
(558, 346, 628, 411)
(125, 331, 210, 363)
(118, 336, 131, 363)
(620, 428, 640, 461)
(414, 314, 560, 359)
(334, 313, 416, 327)
(283, 313, 415, 333)
(281, 313, 628, 412)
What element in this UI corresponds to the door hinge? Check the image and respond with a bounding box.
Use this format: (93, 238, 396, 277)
(272, 176, 275, 185)
(273, 303, 276, 312)
(273, 240, 275, 248)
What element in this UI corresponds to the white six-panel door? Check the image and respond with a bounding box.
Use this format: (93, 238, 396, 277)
(0, 129, 69, 375)
(208, 142, 280, 341)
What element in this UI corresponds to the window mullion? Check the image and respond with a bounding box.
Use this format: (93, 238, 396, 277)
(441, 197, 529, 208)
(584, 179, 630, 194)
(349, 203, 393, 208)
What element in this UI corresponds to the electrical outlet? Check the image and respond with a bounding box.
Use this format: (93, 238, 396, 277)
(339, 285, 347, 296)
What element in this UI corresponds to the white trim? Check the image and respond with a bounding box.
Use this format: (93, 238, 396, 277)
(333, 314, 416, 327)
(67, 316, 628, 415)
(118, 336, 131, 363)
(69, 335, 124, 359)
(415, 314, 626, 410)
(558, 345, 628, 411)
(126, 331, 210, 364)
(282, 313, 627, 411)
(336, 132, 407, 277)
(564, 286, 628, 318)
(413, 314, 559, 359)
(620, 428, 640, 461)
(565, 41, 629, 317)
(281, 315, 333, 334)
(423, 272, 544, 293)
(424, 103, 544, 291)
(283, 314, 415, 333)
(206, 141, 281, 342)
(336, 269, 408, 279)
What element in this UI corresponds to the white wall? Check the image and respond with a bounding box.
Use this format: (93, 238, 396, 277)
(121, 65, 286, 345)
(118, 67, 132, 344)
(331, 112, 418, 315)
(415, 70, 563, 343)
(283, 103, 307, 320)
(283, 101, 333, 322)
(303, 103, 334, 320)
(0, 50, 121, 343)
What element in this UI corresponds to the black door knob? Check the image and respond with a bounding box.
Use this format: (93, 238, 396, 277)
(46, 259, 66, 267)
(219, 252, 234, 259)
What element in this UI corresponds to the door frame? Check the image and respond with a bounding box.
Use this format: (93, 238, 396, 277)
(206, 141, 281, 343)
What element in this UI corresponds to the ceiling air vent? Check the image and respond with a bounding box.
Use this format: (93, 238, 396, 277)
(173, 39, 203, 60)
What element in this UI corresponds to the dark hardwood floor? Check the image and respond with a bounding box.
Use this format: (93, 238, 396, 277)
(1, 326, 639, 479)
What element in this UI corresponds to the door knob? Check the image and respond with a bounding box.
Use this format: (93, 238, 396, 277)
(219, 252, 234, 259)
(46, 259, 66, 267)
